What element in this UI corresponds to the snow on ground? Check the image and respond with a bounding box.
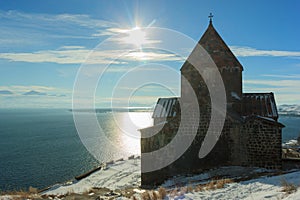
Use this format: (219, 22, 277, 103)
(44, 156, 141, 195)
(43, 156, 300, 200)
(178, 171, 300, 200)
(161, 166, 269, 189)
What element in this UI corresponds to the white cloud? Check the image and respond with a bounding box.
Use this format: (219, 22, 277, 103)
(230, 46, 300, 58)
(123, 51, 182, 61)
(244, 79, 300, 104)
(0, 48, 90, 64)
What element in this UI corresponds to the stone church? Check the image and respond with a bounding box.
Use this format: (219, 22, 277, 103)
(140, 17, 284, 186)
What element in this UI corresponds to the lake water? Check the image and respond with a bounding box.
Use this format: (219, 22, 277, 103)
(0, 109, 299, 190)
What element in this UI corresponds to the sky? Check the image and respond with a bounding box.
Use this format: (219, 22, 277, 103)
(0, 0, 299, 108)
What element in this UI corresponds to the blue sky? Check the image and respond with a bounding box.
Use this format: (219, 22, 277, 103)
(0, 0, 299, 108)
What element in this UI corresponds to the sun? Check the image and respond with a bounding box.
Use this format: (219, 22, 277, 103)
(122, 26, 148, 47)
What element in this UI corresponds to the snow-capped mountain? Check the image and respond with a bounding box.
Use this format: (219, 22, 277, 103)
(278, 105, 300, 116)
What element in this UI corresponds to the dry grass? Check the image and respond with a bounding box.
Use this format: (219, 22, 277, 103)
(138, 188, 167, 200)
(206, 180, 216, 190)
(194, 178, 234, 192)
(0, 189, 39, 200)
(0, 186, 39, 198)
(281, 178, 298, 194)
(138, 178, 234, 199)
(205, 179, 234, 190)
(137, 178, 234, 199)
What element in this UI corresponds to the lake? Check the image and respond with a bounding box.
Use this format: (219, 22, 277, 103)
(0, 109, 298, 190)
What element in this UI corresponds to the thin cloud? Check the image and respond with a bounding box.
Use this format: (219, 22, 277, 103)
(261, 74, 300, 79)
(92, 28, 130, 37)
(0, 10, 120, 50)
(244, 79, 300, 88)
(0, 10, 117, 31)
(230, 46, 300, 58)
(0, 48, 90, 64)
(0, 47, 183, 64)
(58, 46, 86, 50)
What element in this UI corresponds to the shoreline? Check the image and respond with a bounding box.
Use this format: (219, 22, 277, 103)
(28, 155, 138, 194)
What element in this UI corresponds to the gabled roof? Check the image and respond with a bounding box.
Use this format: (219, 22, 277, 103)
(152, 97, 179, 118)
(242, 93, 278, 120)
(181, 22, 243, 71)
(198, 22, 243, 71)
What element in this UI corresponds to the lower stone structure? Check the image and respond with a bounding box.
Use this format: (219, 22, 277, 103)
(141, 107, 284, 186)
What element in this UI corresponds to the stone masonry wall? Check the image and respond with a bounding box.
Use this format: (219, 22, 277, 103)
(141, 115, 283, 187)
(140, 106, 237, 187)
(243, 119, 282, 169)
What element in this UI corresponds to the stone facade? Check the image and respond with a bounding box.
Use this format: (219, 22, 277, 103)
(140, 21, 284, 187)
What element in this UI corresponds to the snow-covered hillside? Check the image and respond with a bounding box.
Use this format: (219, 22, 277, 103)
(279, 105, 300, 116)
(40, 156, 300, 200)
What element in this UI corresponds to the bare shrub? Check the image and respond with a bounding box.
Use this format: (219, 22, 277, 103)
(206, 180, 216, 190)
(196, 184, 204, 192)
(180, 186, 187, 194)
(152, 190, 160, 200)
(132, 195, 138, 200)
(187, 185, 193, 193)
(141, 191, 151, 200)
(158, 187, 167, 199)
(169, 187, 178, 198)
(216, 178, 234, 189)
(28, 186, 38, 194)
(281, 178, 297, 194)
